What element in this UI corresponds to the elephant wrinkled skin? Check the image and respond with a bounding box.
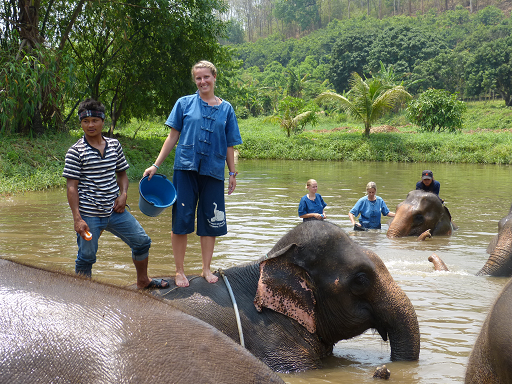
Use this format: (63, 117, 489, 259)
(387, 190, 456, 238)
(478, 204, 512, 277)
(465, 278, 512, 383)
(0, 259, 284, 384)
(151, 221, 420, 373)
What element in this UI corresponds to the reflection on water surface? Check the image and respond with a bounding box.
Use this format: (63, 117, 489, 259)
(1, 160, 512, 383)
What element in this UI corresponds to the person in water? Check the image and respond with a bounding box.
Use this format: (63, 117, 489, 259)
(298, 179, 327, 221)
(349, 181, 395, 230)
(416, 170, 440, 196)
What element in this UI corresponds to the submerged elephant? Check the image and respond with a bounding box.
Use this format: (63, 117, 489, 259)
(387, 190, 456, 238)
(465, 277, 512, 383)
(150, 220, 420, 373)
(478, 204, 512, 277)
(0, 259, 284, 384)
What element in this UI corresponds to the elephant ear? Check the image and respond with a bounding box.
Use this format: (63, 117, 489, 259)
(254, 244, 317, 333)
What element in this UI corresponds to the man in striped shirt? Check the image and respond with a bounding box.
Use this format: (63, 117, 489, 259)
(62, 98, 168, 289)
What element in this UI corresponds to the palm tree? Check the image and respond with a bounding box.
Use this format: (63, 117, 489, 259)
(317, 72, 412, 137)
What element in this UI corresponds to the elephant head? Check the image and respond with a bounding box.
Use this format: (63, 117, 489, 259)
(387, 190, 455, 238)
(477, 204, 512, 277)
(254, 220, 420, 361)
(465, 277, 512, 383)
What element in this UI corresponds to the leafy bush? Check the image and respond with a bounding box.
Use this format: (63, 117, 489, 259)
(406, 89, 467, 132)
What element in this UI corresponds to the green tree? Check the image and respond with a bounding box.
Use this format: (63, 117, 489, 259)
(267, 96, 318, 136)
(317, 73, 411, 137)
(327, 28, 379, 93)
(366, 25, 448, 75)
(406, 89, 466, 132)
(465, 36, 512, 106)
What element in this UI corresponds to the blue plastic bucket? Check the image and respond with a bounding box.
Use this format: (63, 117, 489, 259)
(138, 174, 177, 217)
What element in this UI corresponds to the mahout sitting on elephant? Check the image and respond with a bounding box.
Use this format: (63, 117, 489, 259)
(0, 258, 283, 384)
(150, 220, 420, 373)
(465, 277, 512, 383)
(387, 190, 456, 238)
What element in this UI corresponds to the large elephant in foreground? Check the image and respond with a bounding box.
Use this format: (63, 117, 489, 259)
(150, 221, 421, 373)
(0, 259, 284, 384)
(465, 277, 512, 383)
(387, 190, 456, 238)
(477, 204, 512, 276)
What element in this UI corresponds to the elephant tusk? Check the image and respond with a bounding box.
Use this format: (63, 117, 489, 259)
(417, 229, 432, 241)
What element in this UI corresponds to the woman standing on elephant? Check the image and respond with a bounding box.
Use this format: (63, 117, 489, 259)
(298, 179, 327, 221)
(143, 60, 242, 288)
(349, 181, 395, 230)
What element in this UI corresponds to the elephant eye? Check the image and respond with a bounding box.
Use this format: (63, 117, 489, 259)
(413, 214, 424, 225)
(350, 272, 371, 296)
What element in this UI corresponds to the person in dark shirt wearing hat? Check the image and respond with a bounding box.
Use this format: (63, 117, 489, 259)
(416, 170, 440, 196)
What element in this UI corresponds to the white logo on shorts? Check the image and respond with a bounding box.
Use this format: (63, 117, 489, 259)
(208, 202, 225, 228)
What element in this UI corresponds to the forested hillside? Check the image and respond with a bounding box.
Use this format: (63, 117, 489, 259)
(218, 5, 512, 120)
(1, 0, 510, 136)
(223, 0, 511, 41)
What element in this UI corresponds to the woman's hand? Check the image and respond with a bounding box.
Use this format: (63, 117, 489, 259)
(228, 174, 237, 195)
(143, 165, 158, 180)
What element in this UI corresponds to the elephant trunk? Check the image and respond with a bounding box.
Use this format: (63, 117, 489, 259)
(372, 258, 420, 360)
(477, 246, 512, 277)
(477, 228, 512, 276)
(385, 293, 421, 361)
(428, 253, 449, 271)
(387, 220, 411, 238)
(386, 207, 413, 238)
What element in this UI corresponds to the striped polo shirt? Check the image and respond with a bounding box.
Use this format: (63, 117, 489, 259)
(62, 136, 129, 217)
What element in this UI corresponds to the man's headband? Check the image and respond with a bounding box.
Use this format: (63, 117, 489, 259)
(78, 110, 105, 121)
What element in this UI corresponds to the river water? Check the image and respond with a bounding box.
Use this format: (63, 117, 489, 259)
(1, 159, 511, 383)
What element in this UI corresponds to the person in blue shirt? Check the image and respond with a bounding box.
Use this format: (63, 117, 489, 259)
(143, 60, 242, 288)
(298, 179, 327, 221)
(349, 181, 395, 230)
(416, 170, 441, 196)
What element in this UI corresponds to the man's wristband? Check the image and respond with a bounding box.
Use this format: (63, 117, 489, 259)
(152, 164, 159, 169)
(229, 171, 238, 177)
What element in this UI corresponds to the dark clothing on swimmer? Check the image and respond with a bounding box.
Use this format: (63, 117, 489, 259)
(416, 180, 440, 196)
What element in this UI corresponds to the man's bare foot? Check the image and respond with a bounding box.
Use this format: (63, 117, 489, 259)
(202, 270, 219, 284)
(175, 272, 189, 287)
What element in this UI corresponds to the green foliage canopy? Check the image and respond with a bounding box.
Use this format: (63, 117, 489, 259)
(406, 89, 467, 132)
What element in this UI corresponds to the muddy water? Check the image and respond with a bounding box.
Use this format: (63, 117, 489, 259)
(1, 159, 511, 383)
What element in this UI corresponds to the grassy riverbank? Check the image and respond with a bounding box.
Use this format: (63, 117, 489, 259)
(1, 100, 511, 195)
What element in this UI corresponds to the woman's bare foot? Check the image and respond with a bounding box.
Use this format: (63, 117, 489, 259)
(175, 272, 189, 287)
(202, 270, 219, 284)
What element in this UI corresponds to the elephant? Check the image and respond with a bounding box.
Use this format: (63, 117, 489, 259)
(149, 220, 421, 373)
(387, 190, 457, 238)
(0, 258, 284, 384)
(465, 277, 512, 383)
(477, 204, 512, 277)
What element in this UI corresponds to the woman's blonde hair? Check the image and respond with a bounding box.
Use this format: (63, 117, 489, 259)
(191, 60, 217, 78)
(306, 179, 317, 189)
(366, 181, 377, 193)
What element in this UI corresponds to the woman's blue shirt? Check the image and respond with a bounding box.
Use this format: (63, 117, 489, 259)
(298, 193, 327, 219)
(165, 92, 242, 181)
(349, 196, 390, 229)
